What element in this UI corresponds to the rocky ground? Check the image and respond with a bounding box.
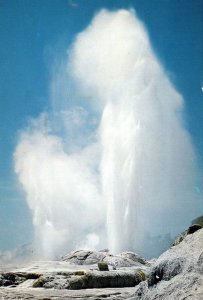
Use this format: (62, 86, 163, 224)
(0, 225, 203, 299)
(131, 226, 203, 300)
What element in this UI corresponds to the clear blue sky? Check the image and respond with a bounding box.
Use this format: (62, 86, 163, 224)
(0, 0, 202, 250)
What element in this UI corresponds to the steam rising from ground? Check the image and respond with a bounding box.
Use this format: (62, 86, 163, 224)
(14, 9, 201, 259)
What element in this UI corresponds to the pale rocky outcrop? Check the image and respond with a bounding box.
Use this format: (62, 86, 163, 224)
(62, 249, 148, 268)
(132, 228, 203, 300)
(0, 227, 202, 299)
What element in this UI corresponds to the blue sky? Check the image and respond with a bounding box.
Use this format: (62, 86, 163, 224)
(0, 0, 202, 251)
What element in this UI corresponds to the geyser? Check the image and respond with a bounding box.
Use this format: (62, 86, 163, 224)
(14, 9, 201, 259)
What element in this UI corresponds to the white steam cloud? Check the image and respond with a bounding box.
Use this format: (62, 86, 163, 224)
(14, 9, 202, 259)
(15, 116, 104, 258)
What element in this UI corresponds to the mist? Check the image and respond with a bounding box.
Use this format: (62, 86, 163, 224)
(14, 9, 202, 259)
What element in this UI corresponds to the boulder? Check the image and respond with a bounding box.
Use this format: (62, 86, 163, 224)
(187, 224, 202, 234)
(148, 257, 185, 286)
(98, 262, 109, 271)
(32, 276, 46, 287)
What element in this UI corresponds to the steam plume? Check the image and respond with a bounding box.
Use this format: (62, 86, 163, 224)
(14, 9, 201, 258)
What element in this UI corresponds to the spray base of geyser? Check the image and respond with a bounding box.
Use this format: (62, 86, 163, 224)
(14, 9, 202, 261)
